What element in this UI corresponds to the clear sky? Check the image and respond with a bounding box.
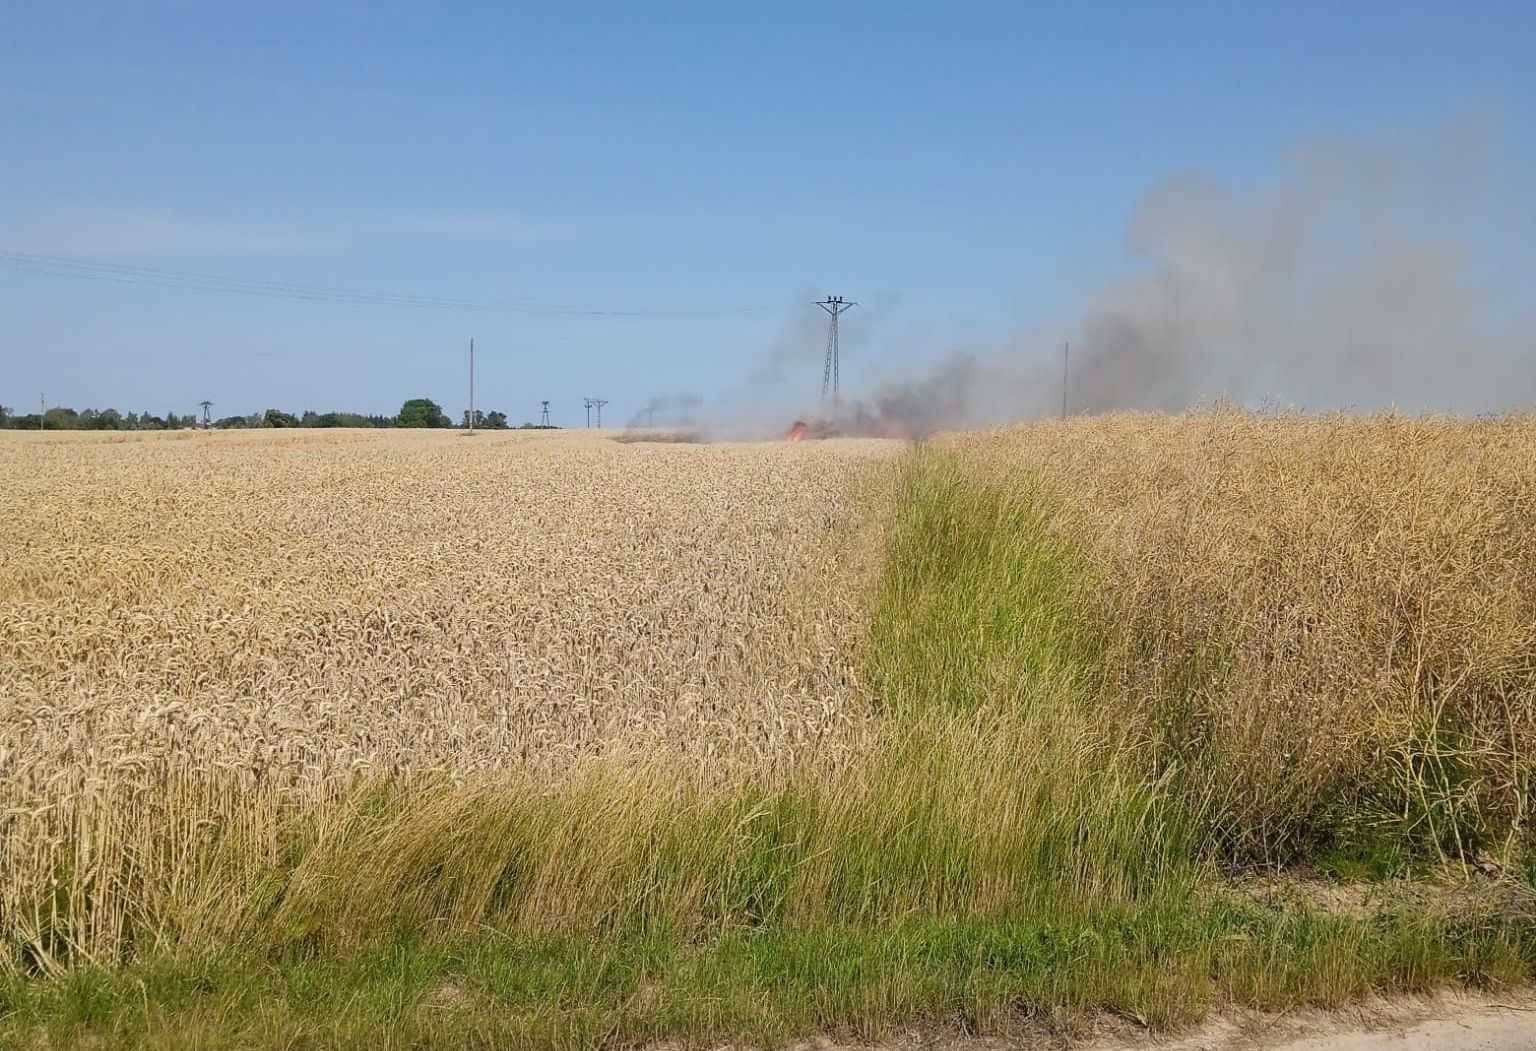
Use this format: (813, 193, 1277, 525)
(3, 1, 1534, 425)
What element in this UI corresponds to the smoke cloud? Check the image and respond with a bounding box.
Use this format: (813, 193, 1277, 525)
(859, 123, 1533, 433)
(650, 121, 1534, 439)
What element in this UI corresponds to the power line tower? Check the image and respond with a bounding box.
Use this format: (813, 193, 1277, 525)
(199, 400, 213, 428)
(816, 295, 855, 404)
(540, 400, 551, 427)
(591, 398, 608, 428)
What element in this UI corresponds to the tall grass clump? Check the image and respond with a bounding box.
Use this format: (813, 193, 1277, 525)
(254, 711, 1192, 957)
(869, 447, 1099, 717)
(865, 446, 1191, 899)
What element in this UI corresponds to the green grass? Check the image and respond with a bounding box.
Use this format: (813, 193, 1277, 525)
(4, 905, 1532, 1049)
(4, 445, 1532, 1048)
(868, 447, 1100, 718)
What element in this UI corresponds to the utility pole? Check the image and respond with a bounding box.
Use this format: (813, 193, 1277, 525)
(584, 397, 594, 428)
(468, 338, 476, 433)
(816, 295, 855, 405)
(1062, 342, 1069, 420)
(540, 400, 551, 427)
(39, 393, 45, 430)
(646, 405, 655, 428)
(592, 398, 608, 428)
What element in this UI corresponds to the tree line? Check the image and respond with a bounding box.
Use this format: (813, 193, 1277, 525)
(0, 398, 558, 431)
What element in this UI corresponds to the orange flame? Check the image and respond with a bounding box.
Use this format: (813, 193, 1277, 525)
(786, 420, 808, 443)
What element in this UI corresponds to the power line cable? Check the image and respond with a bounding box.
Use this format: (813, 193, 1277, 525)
(5, 251, 585, 310)
(0, 249, 773, 317)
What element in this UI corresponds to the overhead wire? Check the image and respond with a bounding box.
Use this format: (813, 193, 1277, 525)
(0, 249, 773, 317)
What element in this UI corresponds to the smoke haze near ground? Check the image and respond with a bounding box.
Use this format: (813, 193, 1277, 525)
(626, 393, 703, 429)
(659, 122, 1534, 440)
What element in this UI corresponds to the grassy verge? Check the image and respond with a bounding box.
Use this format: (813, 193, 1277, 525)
(5, 905, 1532, 1050)
(3, 445, 1532, 1048)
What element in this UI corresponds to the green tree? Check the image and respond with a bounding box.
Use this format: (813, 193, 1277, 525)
(398, 398, 449, 428)
(460, 408, 508, 429)
(264, 408, 299, 428)
(42, 407, 81, 429)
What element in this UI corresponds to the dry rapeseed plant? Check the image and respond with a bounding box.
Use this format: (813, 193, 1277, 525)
(942, 411, 1536, 862)
(0, 428, 897, 969)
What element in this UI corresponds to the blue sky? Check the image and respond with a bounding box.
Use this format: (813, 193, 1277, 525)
(3, 1, 1534, 424)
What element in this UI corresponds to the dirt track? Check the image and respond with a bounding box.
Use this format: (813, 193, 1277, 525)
(1273, 1009, 1534, 1049)
(812, 991, 1536, 1051)
(1093, 990, 1536, 1050)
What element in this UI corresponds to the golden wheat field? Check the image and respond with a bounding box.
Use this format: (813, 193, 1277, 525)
(0, 428, 897, 968)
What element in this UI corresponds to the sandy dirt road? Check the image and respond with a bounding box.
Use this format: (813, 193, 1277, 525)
(1272, 1010, 1534, 1049)
(816, 991, 1536, 1051)
(1092, 991, 1536, 1050)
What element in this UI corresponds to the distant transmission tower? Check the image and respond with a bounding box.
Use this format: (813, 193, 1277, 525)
(817, 295, 855, 404)
(199, 400, 213, 428)
(591, 398, 608, 428)
(540, 400, 551, 427)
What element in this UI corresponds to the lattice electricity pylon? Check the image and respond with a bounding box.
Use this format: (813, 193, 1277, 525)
(540, 400, 551, 427)
(199, 400, 213, 428)
(816, 295, 855, 404)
